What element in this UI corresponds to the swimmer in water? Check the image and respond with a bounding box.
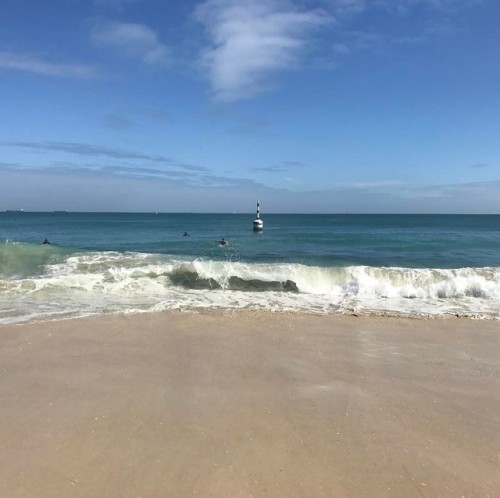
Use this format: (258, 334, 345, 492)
(42, 238, 50, 245)
(218, 238, 227, 246)
(183, 232, 190, 237)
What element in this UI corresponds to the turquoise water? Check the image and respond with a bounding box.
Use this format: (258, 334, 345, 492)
(1, 212, 500, 322)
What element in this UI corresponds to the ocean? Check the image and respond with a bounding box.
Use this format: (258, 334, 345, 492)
(1, 212, 499, 323)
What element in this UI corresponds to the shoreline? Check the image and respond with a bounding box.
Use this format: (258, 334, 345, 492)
(3, 304, 500, 327)
(1, 310, 499, 497)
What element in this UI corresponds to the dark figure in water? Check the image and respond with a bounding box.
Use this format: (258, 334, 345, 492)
(183, 232, 190, 237)
(42, 239, 50, 245)
(219, 238, 227, 246)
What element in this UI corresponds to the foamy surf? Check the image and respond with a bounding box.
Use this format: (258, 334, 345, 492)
(1, 244, 499, 323)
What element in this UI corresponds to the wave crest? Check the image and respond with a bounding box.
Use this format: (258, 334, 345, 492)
(1, 247, 499, 322)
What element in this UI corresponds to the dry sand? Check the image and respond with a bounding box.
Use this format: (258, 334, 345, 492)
(0, 311, 499, 497)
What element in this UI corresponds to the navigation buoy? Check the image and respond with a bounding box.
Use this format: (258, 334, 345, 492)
(253, 199, 263, 231)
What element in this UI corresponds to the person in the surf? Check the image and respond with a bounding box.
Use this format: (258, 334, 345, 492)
(42, 238, 50, 245)
(183, 232, 190, 237)
(218, 238, 227, 246)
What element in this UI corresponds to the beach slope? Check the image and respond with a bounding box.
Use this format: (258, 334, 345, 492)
(1, 312, 499, 497)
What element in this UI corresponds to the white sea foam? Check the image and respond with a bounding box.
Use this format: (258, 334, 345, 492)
(1, 251, 499, 323)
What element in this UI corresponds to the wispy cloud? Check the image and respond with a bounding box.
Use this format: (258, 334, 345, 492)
(329, 0, 367, 15)
(325, 0, 475, 19)
(0, 52, 97, 78)
(403, 179, 500, 201)
(328, 0, 481, 57)
(102, 113, 135, 130)
(0, 156, 263, 190)
(329, 179, 411, 191)
(252, 160, 306, 172)
(101, 107, 170, 130)
(40, 162, 230, 188)
(84, 165, 201, 183)
(335, 29, 384, 53)
(395, 17, 457, 44)
(391, 0, 483, 13)
(91, 21, 169, 64)
(6, 141, 172, 162)
(4, 141, 209, 172)
(194, 0, 331, 101)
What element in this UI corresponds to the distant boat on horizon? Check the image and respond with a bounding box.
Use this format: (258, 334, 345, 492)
(253, 199, 263, 231)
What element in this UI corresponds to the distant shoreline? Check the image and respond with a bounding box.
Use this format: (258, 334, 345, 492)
(2, 211, 500, 215)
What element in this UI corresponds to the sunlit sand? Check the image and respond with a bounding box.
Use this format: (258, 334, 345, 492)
(1, 311, 499, 497)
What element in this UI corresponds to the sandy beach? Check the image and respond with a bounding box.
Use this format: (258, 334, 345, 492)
(1, 311, 499, 497)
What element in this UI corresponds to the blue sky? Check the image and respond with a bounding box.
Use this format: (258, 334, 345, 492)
(1, 0, 499, 213)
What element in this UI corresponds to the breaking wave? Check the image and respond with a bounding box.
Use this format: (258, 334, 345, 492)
(1, 243, 500, 323)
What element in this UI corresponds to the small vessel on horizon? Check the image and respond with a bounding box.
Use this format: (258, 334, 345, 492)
(253, 199, 263, 231)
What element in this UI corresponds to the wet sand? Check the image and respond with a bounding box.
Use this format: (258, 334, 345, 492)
(1, 311, 499, 497)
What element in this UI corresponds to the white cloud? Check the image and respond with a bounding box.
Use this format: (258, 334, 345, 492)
(194, 0, 331, 102)
(91, 21, 169, 64)
(0, 52, 96, 78)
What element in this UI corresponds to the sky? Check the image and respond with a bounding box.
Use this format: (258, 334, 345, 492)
(0, 0, 499, 213)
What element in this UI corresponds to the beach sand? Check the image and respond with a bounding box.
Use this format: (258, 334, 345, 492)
(1, 311, 499, 497)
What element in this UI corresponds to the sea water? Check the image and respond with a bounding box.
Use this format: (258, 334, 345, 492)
(1, 212, 500, 323)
